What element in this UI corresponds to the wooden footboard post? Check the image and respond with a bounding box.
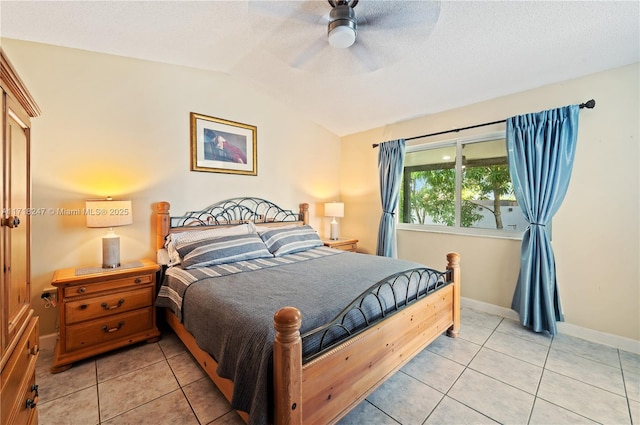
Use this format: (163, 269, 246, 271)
(273, 307, 303, 425)
(156, 201, 170, 250)
(446, 252, 461, 338)
(299, 203, 309, 225)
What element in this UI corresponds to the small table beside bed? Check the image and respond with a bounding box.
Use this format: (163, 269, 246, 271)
(154, 197, 460, 425)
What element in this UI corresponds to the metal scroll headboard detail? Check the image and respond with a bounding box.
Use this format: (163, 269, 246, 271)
(170, 197, 301, 228)
(300, 267, 452, 363)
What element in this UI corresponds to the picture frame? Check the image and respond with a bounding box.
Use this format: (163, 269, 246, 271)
(190, 112, 257, 175)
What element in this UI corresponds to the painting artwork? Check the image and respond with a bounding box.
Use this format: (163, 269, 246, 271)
(190, 112, 257, 175)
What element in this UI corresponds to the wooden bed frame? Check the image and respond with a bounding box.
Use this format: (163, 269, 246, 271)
(155, 199, 460, 425)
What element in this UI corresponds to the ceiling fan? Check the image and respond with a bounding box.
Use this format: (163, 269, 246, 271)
(248, 1, 441, 74)
(327, 0, 360, 49)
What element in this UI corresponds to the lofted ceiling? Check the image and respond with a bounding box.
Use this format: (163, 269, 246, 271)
(1, 0, 638, 136)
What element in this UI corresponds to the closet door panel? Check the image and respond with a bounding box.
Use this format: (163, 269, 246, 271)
(0, 89, 5, 355)
(4, 103, 30, 344)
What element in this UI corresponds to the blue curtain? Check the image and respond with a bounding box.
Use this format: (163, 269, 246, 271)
(506, 105, 579, 335)
(376, 139, 406, 257)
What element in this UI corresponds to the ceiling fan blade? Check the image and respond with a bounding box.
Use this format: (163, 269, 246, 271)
(248, 1, 327, 25)
(290, 36, 328, 69)
(350, 38, 380, 73)
(247, 0, 329, 68)
(358, 1, 441, 30)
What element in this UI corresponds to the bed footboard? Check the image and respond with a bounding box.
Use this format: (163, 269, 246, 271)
(273, 252, 461, 425)
(274, 308, 303, 424)
(446, 252, 461, 338)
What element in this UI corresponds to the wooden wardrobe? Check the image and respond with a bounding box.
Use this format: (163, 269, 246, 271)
(0, 48, 41, 425)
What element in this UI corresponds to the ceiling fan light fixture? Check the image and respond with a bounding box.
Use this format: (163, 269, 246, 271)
(328, 24, 356, 48)
(328, 4, 357, 48)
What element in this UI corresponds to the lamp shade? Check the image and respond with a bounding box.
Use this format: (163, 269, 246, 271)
(324, 202, 344, 218)
(86, 199, 133, 228)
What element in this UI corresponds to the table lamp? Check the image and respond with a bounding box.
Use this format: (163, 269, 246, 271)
(86, 197, 132, 268)
(324, 202, 344, 240)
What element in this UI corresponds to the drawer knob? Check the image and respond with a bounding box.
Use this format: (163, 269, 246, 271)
(26, 396, 38, 409)
(78, 287, 87, 294)
(1, 215, 20, 228)
(101, 299, 125, 310)
(102, 321, 125, 333)
(29, 344, 39, 356)
(134, 278, 142, 284)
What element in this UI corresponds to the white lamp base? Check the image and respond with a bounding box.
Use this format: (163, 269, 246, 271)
(330, 218, 339, 240)
(102, 229, 121, 268)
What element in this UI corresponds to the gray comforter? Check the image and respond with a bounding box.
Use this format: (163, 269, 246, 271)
(181, 251, 426, 425)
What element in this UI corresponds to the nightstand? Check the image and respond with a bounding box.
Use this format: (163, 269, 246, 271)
(322, 238, 359, 252)
(50, 259, 161, 373)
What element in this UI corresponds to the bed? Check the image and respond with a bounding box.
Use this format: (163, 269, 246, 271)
(154, 197, 460, 425)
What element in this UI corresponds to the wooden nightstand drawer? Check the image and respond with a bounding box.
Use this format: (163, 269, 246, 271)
(65, 286, 154, 325)
(66, 307, 154, 352)
(62, 273, 153, 298)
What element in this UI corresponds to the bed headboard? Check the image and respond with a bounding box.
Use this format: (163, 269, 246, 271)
(156, 197, 309, 250)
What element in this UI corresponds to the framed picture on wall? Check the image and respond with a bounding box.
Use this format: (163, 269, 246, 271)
(190, 112, 257, 175)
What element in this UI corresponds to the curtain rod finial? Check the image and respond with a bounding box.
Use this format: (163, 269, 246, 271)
(580, 99, 596, 109)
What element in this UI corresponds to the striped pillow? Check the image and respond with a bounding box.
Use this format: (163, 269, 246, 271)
(178, 233, 273, 269)
(165, 223, 254, 266)
(259, 225, 323, 257)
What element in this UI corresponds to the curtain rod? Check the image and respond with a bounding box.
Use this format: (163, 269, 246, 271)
(372, 99, 596, 148)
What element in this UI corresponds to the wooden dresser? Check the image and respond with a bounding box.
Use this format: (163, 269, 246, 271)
(0, 49, 41, 425)
(50, 259, 161, 373)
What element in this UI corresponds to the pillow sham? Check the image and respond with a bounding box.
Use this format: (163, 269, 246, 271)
(165, 223, 254, 265)
(157, 248, 171, 266)
(259, 224, 323, 257)
(254, 223, 299, 234)
(179, 233, 273, 269)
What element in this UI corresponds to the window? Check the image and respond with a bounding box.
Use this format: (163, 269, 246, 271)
(399, 132, 526, 237)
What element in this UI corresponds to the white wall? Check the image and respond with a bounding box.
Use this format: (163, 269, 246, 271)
(2, 39, 342, 335)
(341, 63, 640, 342)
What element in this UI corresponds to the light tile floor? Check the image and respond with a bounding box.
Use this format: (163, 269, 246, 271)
(36, 307, 640, 424)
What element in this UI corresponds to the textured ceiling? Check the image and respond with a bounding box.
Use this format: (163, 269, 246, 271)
(1, 0, 639, 136)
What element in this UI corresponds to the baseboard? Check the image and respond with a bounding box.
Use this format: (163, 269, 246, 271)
(39, 333, 57, 351)
(462, 297, 640, 354)
(462, 297, 520, 321)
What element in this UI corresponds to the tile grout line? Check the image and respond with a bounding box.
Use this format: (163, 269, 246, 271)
(158, 341, 205, 424)
(365, 400, 402, 425)
(525, 332, 633, 424)
(422, 318, 505, 425)
(159, 339, 234, 424)
(96, 342, 187, 424)
(618, 349, 636, 425)
(525, 332, 554, 425)
(94, 359, 102, 425)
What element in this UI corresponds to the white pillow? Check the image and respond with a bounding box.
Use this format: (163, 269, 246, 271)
(157, 248, 171, 266)
(165, 223, 254, 265)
